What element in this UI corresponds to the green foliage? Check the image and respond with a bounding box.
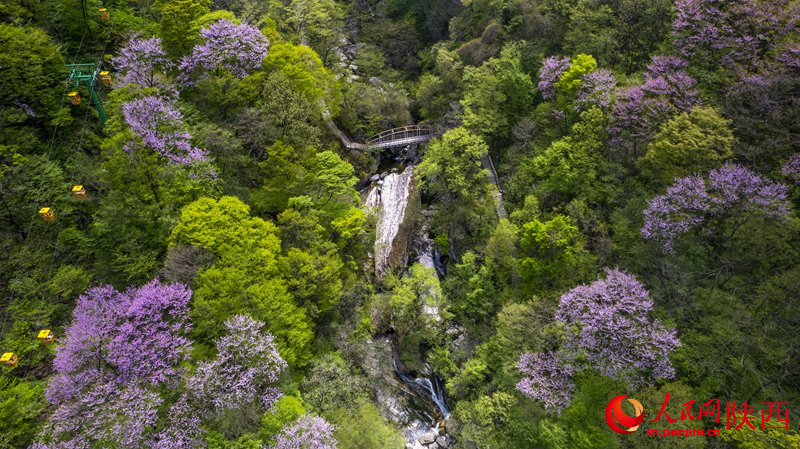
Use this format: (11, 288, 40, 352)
(461, 43, 535, 139)
(518, 215, 594, 291)
(260, 395, 307, 443)
(446, 357, 488, 400)
(283, 0, 344, 65)
(417, 127, 490, 204)
(170, 196, 313, 365)
(524, 107, 613, 206)
(263, 43, 340, 113)
(328, 402, 406, 449)
(444, 251, 498, 330)
(2, 1, 800, 447)
(374, 264, 444, 357)
(47, 264, 91, 300)
(555, 54, 597, 99)
(455, 392, 518, 448)
(719, 428, 800, 449)
(0, 379, 46, 449)
(0, 23, 66, 145)
(640, 106, 735, 184)
(300, 353, 369, 413)
(155, 0, 211, 55)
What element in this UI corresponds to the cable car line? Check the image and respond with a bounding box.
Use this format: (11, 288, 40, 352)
(2, 15, 116, 366)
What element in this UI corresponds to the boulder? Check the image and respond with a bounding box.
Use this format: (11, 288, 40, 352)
(418, 430, 438, 445)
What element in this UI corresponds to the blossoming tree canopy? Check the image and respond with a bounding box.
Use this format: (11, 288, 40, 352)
(517, 269, 679, 413)
(188, 314, 287, 414)
(178, 19, 269, 85)
(122, 95, 208, 165)
(516, 352, 576, 414)
(642, 164, 791, 253)
(673, 0, 799, 71)
(42, 280, 192, 448)
(556, 269, 679, 384)
(782, 153, 800, 184)
(111, 35, 172, 87)
(610, 55, 701, 145)
(271, 414, 338, 449)
(538, 56, 571, 101)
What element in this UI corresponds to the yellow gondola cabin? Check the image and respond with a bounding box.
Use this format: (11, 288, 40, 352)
(99, 8, 109, 21)
(68, 91, 81, 106)
(0, 353, 18, 367)
(99, 71, 112, 86)
(39, 207, 54, 222)
(72, 185, 86, 199)
(38, 329, 55, 343)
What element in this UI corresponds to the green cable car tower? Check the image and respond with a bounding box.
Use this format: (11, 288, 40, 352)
(66, 63, 108, 125)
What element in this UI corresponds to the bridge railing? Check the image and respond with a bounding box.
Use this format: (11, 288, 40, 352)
(366, 125, 431, 146)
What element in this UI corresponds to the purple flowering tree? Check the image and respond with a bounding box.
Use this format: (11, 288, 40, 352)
(111, 35, 173, 87)
(538, 56, 571, 101)
(271, 414, 337, 449)
(516, 352, 576, 413)
(782, 154, 800, 184)
(643, 164, 791, 253)
(575, 68, 617, 110)
(610, 56, 701, 153)
(673, 0, 799, 73)
(517, 269, 679, 413)
(188, 315, 287, 415)
(178, 19, 269, 85)
(150, 394, 205, 449)
(122, 95, 208, 166)
(556, 269, 679, 384)
(40, 281, 192, 448)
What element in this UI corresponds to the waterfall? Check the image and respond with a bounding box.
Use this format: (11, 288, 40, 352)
(392, 341, 450, 421)
(411, 377, 450, 419)
(372, 166, 414, 277)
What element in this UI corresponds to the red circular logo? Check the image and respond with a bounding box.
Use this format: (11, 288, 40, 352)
(605, 394, 644, 434)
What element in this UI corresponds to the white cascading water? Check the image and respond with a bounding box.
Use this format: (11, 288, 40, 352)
(371, 166, 414, 277)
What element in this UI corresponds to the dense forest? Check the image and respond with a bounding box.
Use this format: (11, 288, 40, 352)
(1, 0, 799, 448)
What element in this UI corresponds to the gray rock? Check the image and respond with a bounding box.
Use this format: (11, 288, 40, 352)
(391, 167, 399, 173)
(436, 436, 447, 447)
(377, 180, 384, 186)
(380, 171, 389, 179)
(370, 174, 380, 182)
(418, 430, 438, 445)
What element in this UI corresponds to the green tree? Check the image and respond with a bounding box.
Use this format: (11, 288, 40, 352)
(283, 0, 344, 65)
(455, 392, 518, 448)
(155, 0, 211, 56)
(461, 43, 534, 139)
(640, 107, 735, 184)
(555, 54, 597, 99)
(518, 215, 594, 291)
(376, 264, 444, 356)
(260, 396, 307, 443)
(300, 353, 369, 413)
(417, 127, 490, 206)
(169, 196, 313, 365)
(0, 379, 47, 449)
(444, 251, 498, 330)
(263, 43, 340, 113)
(328, 402, 406, 449)
(563, 4, 617, 69)
(526, 107, 611, 206)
